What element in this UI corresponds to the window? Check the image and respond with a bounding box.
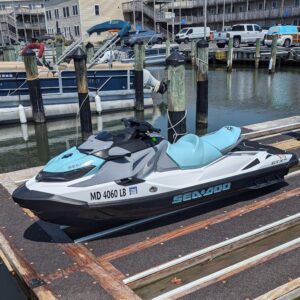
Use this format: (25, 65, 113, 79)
(63, 7, 70, 17)
(272, 1, 277, 8)
(247, 25, 253, 31)
(0, 4, 6, 10)
(74, 25, 80, 36)
(295, 0, 299, 6)
(232, 25, 245, 31)
(258, 3, 263, 10)
(254, 25, 261, 31)
(46, 10, 52, 20)
(95, 5, 99, 16)
(54, 8, 59, 19)
(72, 5, 78, 15)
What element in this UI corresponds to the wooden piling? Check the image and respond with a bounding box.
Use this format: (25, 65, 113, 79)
(227, 37, 233, 72)
(55, 40, 64, 63)
(85, 42, 94, 64)
(71, 47, 93, 140)
(166, 39, 171, 57)
(23, 49, 45, 123)
(134, 39, 145, 111)
(255, 38, 261, 69)
(166, 51, 186, 143)
(191, 40, 196, 66)
(3, 46, 16, 61)
(269, 35, 278, 74)
(196, 39, 209, 129)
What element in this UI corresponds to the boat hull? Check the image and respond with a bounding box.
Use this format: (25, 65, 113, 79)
(12, 160, 296, 227)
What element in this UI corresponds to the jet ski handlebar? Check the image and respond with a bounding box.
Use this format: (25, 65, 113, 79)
(121, 118, 161, 134)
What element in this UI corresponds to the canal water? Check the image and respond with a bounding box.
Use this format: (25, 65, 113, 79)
(1, 65, 300, 174)
(0, 65, 300, 297)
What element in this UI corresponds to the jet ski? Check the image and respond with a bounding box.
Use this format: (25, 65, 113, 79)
(13, 118, 298, 227)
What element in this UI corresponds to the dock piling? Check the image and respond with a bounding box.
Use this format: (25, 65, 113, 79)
(23, 49, 45, 123)
(269, 35, 278, 74)
(166, 38, 171, 57)
(191, 40, 196, 66)
(70, 47, 93, 140)
(3, 46, 16, 61)
(134, 39, 145, 111)
(196, 39, 209, 129)
(166, 51, 186, 143)
(85, 42, 94, 63)
(227, 37, 233, 72)
(255, 38, 261, 69)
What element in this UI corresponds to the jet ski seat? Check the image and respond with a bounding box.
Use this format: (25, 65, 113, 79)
(167, 126, 241, 169)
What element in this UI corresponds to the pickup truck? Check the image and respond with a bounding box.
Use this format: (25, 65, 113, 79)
(215, 24, 267, 48)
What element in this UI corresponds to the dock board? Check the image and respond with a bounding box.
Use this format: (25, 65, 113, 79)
(0, 118, 300, 299)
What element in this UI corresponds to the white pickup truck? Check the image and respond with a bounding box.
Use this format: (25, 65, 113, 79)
(215, 24, 267, 48)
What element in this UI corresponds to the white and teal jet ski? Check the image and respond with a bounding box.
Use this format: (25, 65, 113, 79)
(13, 118, 298, 227)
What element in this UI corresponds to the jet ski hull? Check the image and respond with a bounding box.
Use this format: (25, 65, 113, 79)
(12, 159, 296, 227)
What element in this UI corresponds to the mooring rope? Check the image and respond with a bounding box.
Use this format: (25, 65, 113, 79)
(167, 109, 187, 143)
(75, 93, 90, 145)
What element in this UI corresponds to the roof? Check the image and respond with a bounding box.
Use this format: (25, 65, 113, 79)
(268, 25, 298, 34)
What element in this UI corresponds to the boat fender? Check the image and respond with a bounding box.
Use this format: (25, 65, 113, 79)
(18, 104, 27, 124)
(21, 124, 29, 142)
(95, 94, 102, 114)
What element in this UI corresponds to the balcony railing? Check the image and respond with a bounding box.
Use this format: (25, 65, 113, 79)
(123, 1, 300, 25)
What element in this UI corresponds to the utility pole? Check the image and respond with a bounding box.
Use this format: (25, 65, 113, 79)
(133, 0, 136, 30)
(172, 0, 174, 42)
(141, 0, 144, 29)
(154, 0, 156, 32)
(204, 0, 207, 39)
(179, 1, 182, 30)
(222, 0, 225, 30)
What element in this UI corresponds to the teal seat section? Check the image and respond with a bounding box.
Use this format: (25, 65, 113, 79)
(167, 134, 222, 169)
(201, 126, 241, 152)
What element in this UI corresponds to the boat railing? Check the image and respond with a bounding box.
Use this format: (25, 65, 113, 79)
(88, 33, 120, 69)
(56, 32, 89, 66)
(1, 69, 134, 98)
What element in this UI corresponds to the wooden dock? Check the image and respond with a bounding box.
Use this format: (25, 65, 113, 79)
(0, 116, 300, 299)
(179, 44, 300, 65)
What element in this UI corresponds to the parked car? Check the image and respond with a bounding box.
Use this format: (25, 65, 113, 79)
(123, 30, 164, 47)
(265, 25, 300, 47)
(175, 27, 211, 44)
(215, 24, 267, 48)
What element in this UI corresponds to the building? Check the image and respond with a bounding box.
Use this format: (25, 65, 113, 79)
(0, 0, 46, 44)
(122, 0, 300, 34)
(44, 0, 127, 42)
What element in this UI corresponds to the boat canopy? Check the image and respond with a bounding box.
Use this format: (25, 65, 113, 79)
(87, 20, 131, 37)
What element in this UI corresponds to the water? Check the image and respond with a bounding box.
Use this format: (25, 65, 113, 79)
(1, 66, 300, 174)
(0, 261, 26, 300)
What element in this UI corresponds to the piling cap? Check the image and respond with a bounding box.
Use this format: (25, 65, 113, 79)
(22, 48, 36, 56)
(69, 47, 87, 60)
(197, 39, 209, 49)
(166, 51, 186, 67)
(85, 42, 94, 49)
(134, 38, 143, 45)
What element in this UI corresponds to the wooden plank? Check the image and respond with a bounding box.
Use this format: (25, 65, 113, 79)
(254, 277, 300, 300)
(153, 239, 300, 300)
(99, 187, 300, 262)
(271, 139, 300, 151)
(0, 249, 14, 273)
(61, 244, 141, 300)
(0, 230, 56, 300)
(125, 214, 300, 286)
